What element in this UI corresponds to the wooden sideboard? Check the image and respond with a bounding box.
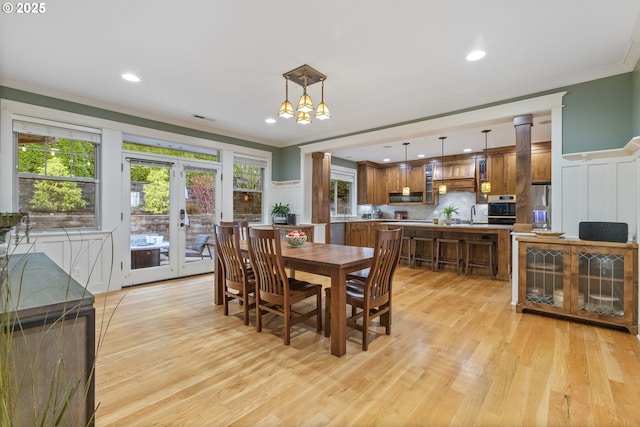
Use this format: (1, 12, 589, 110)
(517, 237, 638, 334)
(4, 253, 95, 426)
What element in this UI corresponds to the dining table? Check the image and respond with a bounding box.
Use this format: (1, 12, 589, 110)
(215, 241, 374, 357)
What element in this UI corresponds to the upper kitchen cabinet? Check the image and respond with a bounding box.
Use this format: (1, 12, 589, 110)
(357, 161, 385, 205)
(408, 164, 425, 191)
(486, 148, 516, 195)
(384, 162, 425, 204)
(531, 141, 551, 184)
(486, 141, 550, 195)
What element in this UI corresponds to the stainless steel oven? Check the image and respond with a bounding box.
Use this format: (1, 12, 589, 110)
(488, 195, 516, 225)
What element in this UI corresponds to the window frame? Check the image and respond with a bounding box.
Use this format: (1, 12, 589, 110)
(330, 165, 357, 217)
(232, 156, 267, 224)
(13, 117, 101, 232)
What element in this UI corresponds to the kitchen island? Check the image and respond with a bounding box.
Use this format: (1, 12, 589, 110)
(386, 222, 513, 281)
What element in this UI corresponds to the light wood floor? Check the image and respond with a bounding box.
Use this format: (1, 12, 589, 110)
(94, 266, 640, 426)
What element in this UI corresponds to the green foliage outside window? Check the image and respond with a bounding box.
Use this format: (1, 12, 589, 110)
(142, 168, 170, 214)
(30, 157, 87, 211)
(233, 163, 263, 222)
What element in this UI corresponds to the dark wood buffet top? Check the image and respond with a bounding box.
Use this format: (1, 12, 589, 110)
(4, 252, 94, 322)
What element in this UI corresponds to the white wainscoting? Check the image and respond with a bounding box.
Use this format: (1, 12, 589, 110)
(559, 150, 638, 241)
(12, 230, 118, 295)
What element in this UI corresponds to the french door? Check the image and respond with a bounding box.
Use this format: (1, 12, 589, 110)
(123, 153, 220, 286)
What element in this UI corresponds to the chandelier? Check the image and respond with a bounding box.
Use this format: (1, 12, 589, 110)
(278, 64, 330, 125)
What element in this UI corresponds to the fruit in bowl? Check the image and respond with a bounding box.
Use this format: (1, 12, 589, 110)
(285, 230, 307, 247)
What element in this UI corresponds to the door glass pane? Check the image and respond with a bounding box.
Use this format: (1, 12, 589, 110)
(130, 162, 171, 269)
(183, 167, 216, 262)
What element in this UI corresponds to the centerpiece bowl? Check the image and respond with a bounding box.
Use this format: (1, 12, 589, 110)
(285, 231, 307, 247)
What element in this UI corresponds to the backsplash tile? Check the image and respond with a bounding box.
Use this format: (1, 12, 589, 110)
(358, 192, 488, 222)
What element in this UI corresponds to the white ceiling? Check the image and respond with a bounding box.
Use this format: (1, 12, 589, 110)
(1, 1, 639, 163)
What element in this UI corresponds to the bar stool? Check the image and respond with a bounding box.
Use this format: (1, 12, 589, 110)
(399, 235, 413, 267)
(413, 236, 435, 271)
(465, 240, 496, 278)
(435, 238, 464, 274)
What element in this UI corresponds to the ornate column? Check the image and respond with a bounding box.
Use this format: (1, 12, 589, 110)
(311, 152, 331, 242)
(513, 114, 533, 232)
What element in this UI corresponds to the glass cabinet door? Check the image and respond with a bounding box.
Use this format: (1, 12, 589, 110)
(523, 244, 569, 310)
(576, 249, 626, 318)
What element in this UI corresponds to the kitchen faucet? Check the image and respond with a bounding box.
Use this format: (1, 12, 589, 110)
(470, 205, 476, 224)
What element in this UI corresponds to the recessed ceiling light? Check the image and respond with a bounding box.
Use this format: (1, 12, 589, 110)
(466, 50, 486, 61)
(383, 158, 391, 162)
(265, 118, 276, 124)
(122, 73, 140, 82)
(463, 148, 472, 152)
(417, 154, 425, 158)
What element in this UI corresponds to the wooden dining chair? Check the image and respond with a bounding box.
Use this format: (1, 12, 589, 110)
(247, 227, 322, 345)
(214, 224, 256, 325)
(221, 220, 249, 240)
(324, 227, 403, 351)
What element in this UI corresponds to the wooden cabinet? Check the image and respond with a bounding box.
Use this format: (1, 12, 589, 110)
(384, 166, 402, 193)
(346, 221, 381, 247)
(476, 156, 489, 204)
(531, 141, 551, 184)
(385, 163, 425, 204)
(357, 162, 384, 205)
(7, 253, 95, 425)
(384, 164, 424, 193)
(487, 141, 550, 194)
(517, 237, 638, 334)
(408, 164, 425, 191)
(486, 150, 516, 195)
(424, 163, 434, 204)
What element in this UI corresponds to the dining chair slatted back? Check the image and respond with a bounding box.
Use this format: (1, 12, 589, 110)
(220, 220, 249, 240)
(324, 227, 403, 350)
(365, 227, 403, 305)
(247, 227, 322, 345)
(214, 224, 255, 325)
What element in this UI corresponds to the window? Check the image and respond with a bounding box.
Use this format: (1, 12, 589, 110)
(14, 119, 100, 231)
(233, 157, 266, 223)
(330, 167, 356, 216)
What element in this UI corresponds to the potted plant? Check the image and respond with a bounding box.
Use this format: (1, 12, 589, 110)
(441, 204, 458, 225)
(0, 212, 29, 264)
(271, 203, 290, 225)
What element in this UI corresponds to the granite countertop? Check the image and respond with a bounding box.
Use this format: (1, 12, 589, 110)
(330, 218, 435, 223)
(385, 221, 513, 229)
(4, 252, 94, 322)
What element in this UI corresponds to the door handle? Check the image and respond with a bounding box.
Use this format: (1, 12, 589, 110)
(180, 209, 188, 227)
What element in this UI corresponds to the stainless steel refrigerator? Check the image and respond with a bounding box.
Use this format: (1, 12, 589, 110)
(531, 184, 551, 229)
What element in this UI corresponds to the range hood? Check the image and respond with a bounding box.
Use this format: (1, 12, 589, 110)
(433, 177, 476, 192)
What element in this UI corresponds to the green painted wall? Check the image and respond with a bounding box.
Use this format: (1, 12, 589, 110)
(275, 145, 302, 181)
(561, 73, 633, 153)
(634, 61, 640, 137)
(0, 85, 281, 165)
(331, 156, 357, 169)
(3, 71, 638, 184)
